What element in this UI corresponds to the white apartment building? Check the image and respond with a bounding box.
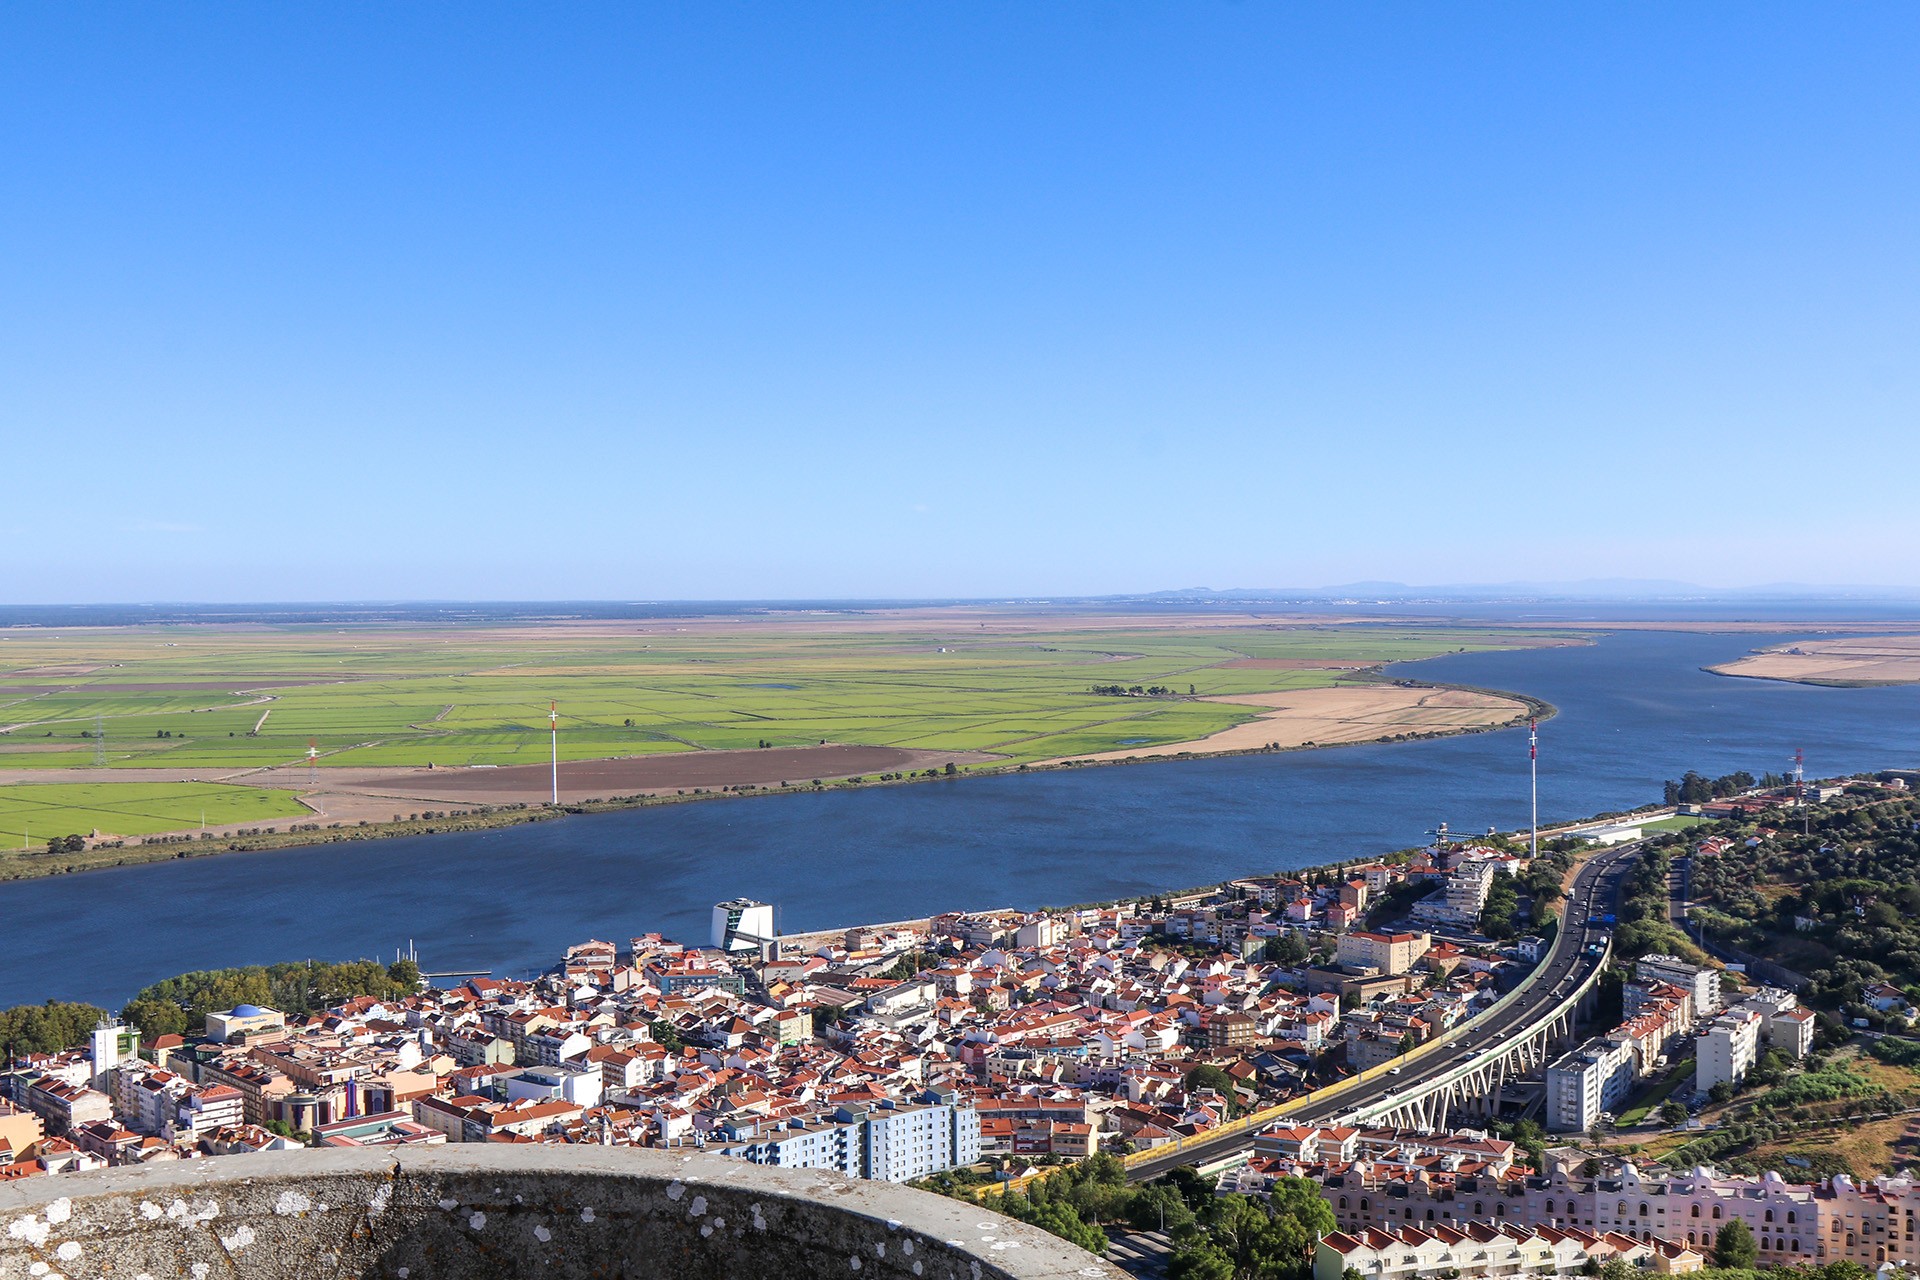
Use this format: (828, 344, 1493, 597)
(1410, 859, 1507, 931)
(715, 1097, 980, 1183)
(1696, 1006, 1761, 1093)
(716, 1117, 862, 1177)
(88, 1022, 138, 1092)
(864, 1100, 981, 1183)
(170, 1084, 245, 1142)
(504, 1066, 604, 1109)
(1664, 1166, 1821, 1260)
(1739, 986, 1816, 1058)
(1319, 1152, 1920, 1270)
(112, 1065, 189, 1137)
(1546, 1034, 1637, 1132)
(1015, 915, 1070, 948)
(1637, 956, 1722, 1020)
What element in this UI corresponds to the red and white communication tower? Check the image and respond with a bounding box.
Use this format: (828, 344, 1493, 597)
(307, 738, 320, 789)
(549, 701, 560, 806)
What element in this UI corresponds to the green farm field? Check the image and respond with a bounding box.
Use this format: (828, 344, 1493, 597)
(0, 782, 310, 844)
(0, 611, 1580, 852)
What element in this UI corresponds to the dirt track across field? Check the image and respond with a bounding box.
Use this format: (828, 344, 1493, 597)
(0, 679, 372, 693)
(1037, 684, 1530, 764)
(1216, 658, 1372, 670)
(383, 744, 995, 802)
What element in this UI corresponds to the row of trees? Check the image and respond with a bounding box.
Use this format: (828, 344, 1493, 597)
(1088, 684, 1192, 697)
(1662, 770, 1758, 805)
(120, 958, 423, 1040)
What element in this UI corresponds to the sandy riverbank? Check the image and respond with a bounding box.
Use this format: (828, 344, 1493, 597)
(1036, 682, 1533, 764)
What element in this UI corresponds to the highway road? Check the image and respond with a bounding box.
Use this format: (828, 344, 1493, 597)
(1127, 840, 1643, 1182)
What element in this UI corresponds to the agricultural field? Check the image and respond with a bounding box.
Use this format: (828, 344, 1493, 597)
(0, 782, 309, 844)
(0, 610, 1580, 850)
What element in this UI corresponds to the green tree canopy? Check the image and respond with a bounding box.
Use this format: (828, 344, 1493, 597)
(1185, 1063, 1238, 1102)
(1713, 1218, 1758, 1269)
(0, 1000, 111, 1059)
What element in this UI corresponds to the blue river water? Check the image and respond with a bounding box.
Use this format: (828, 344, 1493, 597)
(3, 629, 1917, 1009)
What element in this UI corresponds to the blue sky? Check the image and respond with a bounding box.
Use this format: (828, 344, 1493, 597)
(3, 4, 1916, 602)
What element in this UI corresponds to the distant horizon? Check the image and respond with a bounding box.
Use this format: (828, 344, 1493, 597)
(6, 577, 1920, 619)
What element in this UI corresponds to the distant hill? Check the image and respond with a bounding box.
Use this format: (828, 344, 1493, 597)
(1128, 580, 1920, 604)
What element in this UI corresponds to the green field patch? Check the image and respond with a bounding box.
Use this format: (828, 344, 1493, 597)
(0, 782, 309, 842)
(1641, 815, 1710, 833)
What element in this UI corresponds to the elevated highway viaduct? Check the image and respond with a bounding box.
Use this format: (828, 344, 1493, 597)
(1127, 839, 1642, 1182)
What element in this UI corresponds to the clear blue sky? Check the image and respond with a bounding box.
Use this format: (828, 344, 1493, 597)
(3, 4, 1916, 602)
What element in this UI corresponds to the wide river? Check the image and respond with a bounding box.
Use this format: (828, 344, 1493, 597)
(5, 629, 1919, 1009)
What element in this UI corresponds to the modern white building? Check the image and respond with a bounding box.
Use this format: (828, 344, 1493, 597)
(88, 1020, 138, 1092)
(170, 1084, 245, 1142)
(712, 899, 777, 953)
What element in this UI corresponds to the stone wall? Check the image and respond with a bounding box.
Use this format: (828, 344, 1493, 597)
(0, 1145, 1121, 1280)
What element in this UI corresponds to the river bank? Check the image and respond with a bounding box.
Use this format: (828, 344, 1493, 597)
(0, 675, 1556, 884)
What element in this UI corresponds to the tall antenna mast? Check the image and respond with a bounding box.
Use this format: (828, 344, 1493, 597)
(94, 713, 106, 768)
(1529, 718, 1539, 859)
(307, 738, 320, 789)
(1794, 747, 1807, 834)
(550, 701, 559, 806)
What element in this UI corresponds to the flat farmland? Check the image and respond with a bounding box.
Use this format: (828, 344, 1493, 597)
(0, 610, 1580, 854)
(0, 781, 310, 843)
(1709, 636, 1920, 686)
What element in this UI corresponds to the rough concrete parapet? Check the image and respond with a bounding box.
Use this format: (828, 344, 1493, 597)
(0, 1145, 1123, 1280)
